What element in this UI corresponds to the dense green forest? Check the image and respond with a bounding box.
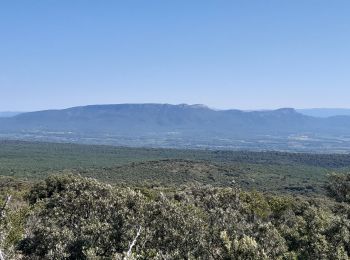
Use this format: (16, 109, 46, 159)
(0, 140, 349, 259)
(2, 140, 350, 195)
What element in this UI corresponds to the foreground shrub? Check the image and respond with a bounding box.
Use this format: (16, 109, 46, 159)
(327, 173, 350, 203)
(18, 175, 208, 259)
(14, 174, 350, 259)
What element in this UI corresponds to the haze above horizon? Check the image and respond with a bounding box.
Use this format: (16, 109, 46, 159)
(1, 1, 349, 111)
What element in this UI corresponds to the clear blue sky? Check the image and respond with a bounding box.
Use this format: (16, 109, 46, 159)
(1, 0, 349, 111)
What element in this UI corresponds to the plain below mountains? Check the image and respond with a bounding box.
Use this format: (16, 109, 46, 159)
(1, 104, 350, 152)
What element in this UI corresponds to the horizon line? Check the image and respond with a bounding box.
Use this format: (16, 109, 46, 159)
(2, 103, 350, 113)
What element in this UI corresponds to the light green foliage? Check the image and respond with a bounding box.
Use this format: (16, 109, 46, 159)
(327, 173, 350, 203)
(2, 142, 350, 259)
(19, 175, 146, 259)
(0, 177, 30, 260)
(10, 174, 349, 259)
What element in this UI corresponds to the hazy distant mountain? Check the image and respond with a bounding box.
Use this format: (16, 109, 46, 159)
(1, 104, 350, 151)
(297, 108, 350, 118)
(0, 112, 22, 118)
(0, 104, 313, 135)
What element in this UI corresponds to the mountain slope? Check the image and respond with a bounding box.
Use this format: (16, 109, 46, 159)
(0, 104, 312, 134)
(1, 104, 350, 151)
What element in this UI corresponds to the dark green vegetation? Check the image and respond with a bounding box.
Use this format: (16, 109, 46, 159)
(2, 104, 350, 152)
(2, 140, 350, 195)
(0, 140, 350, 259)
(0, 174, 349, 259)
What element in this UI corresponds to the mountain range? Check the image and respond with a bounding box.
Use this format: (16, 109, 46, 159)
(1, 104, 350, 152)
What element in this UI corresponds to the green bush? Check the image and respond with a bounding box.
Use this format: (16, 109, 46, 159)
(0, 174, 345, 259)
(327, 173, 350, 203)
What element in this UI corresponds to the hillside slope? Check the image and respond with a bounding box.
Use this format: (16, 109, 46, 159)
(1, 104, 350, 151)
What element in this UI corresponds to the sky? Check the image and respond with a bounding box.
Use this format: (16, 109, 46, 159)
(0, 0, 349, 111)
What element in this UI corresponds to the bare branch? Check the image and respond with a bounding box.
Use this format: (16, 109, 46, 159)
(126, 226, 142, 258)
(0, 249, 5, 260)
(0, 195, 12, 260)
(0, 195, 11, 219)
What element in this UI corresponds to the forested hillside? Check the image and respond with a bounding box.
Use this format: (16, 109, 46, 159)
(0, 141, 349, 259)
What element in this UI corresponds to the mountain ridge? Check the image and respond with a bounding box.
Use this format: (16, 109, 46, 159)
(1, 103, 350, 151)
